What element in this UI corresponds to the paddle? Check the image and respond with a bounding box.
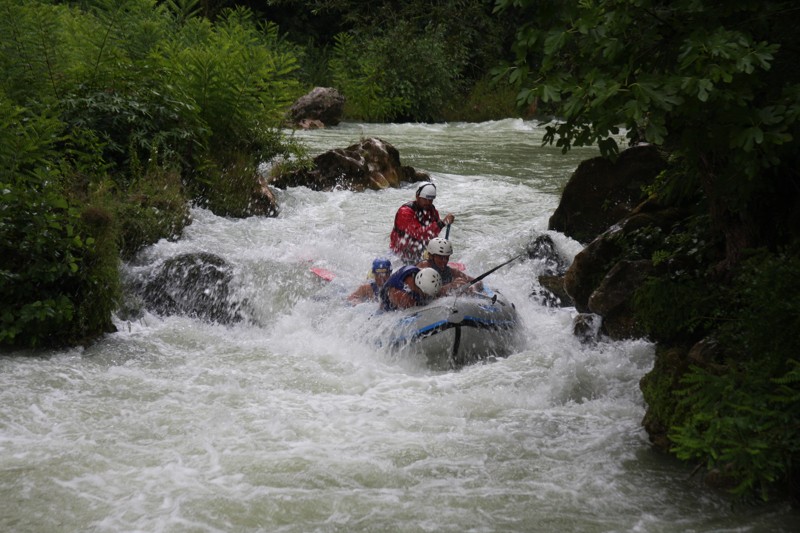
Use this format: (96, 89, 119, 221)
(440, 223, 467, 270)
(310, 266, 335, 281)
(456, 253, 524, 293)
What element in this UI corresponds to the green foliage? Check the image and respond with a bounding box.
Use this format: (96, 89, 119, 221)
(671, 359, 800, 499)
(495, 0, 797, 155)
(296, 38, 332, 87)
(441, 75, 523, 122)
(374, 22, 467, 122)
(330, 24, 468, 123)
(0, 95, 118, 347)
(330, 32, 409, 122)
(639, 345, 694, 434)
(152, 5, 304, 212)
(662, 252, 800, 499)
(163, 0, 202, 25)
(633, 214, 724, 342)
(0, 0, 71, 103)
(494, 1, 800, 258)
(324, 0, 507, 122)
(263, 131, 314, 177)
(61, 86, 203, 182)
(155, 7, 301, 157)
(270, 0, 519, 112)
(0, 0, 309, 348)
(634, 277, 720, 343)
(717, 251, 800, 368)
(494, 2, 800, 501)
(114, 169, 190, 259)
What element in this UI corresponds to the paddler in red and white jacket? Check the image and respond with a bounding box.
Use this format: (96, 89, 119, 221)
(389, 182, 455, 264)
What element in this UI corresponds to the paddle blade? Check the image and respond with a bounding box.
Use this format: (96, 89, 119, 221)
(310, 267, 335, 281)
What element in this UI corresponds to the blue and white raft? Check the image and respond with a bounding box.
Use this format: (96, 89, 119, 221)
(388, 288, 520, 370)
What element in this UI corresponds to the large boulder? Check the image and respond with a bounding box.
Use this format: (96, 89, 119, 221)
(288, 87, 345, 128)
(563, 232, 623, 313)
(588, 259, 654, 339)
(126, 252, 247, 324)
(548, 144, 667, 244)
(563, 200, 689, 339)
(269, 137, 429, 191)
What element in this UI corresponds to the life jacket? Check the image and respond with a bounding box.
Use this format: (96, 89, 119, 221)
(418, 260, 454, 284)
(379, 265, 421, 311)
(390, 201, 440, 263)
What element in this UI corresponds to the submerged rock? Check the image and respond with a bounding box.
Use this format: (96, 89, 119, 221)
(526, 234, 568, 276)
(125, 252, 247, 324)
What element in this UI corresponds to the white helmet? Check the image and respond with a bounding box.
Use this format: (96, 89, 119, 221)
(415, 268, 442, 297)
(427, 237, 453, 256)
(415, 182, 437, 200)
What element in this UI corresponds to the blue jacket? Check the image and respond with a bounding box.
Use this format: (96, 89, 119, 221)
(379, 265, 422, 311)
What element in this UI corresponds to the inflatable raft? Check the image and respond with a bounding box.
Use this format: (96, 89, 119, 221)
(388, 288, 520, 370)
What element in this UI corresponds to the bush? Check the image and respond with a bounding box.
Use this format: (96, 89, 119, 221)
(0, 1, 308, 347)
(330, 32, 409, 122)
(0, 96, 118, 347)
(330, 21, 468, 122)
(669, 252, 800, 499)
(441, 75, 524, 122)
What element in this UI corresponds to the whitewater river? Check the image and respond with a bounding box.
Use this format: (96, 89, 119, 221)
(1, 120, 796, 531)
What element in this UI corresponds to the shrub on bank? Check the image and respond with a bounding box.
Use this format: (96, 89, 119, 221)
(0, 97, 119, 347)
(0, 1, 305, 348)
(669, 252, 800, 499)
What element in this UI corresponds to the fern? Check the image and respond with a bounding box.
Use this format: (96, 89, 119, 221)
(0, 1, 68, 101)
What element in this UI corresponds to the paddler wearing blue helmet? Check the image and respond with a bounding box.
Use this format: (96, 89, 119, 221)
(347, 258, 393, 304)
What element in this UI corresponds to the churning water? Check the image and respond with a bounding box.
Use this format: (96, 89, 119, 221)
(1, 120, 796, 532)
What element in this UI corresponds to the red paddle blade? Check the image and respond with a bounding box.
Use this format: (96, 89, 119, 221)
(310, 267, 335, 281)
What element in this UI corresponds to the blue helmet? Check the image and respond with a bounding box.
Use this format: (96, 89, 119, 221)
(371, 258, 391, 275)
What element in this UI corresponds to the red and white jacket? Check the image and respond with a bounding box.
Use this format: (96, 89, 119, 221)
(390, 201, 445, 263)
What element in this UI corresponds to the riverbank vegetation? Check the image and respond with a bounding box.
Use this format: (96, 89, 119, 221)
(2, 0, 799, 504)
(494, 0, 799, 502)
(1, 0, 305, 346)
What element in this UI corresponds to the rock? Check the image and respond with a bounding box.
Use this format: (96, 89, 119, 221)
(526, 234, 573, 307)
(132, 252, 247, 324)
(687, 337, 725, 370)
(573, 313, 602, 343)
(562, 199, 691, 338)
(287, 87, 345, 127)
(526, 234, 568, 275)
(564, 233, 623, 313)
(640, 344, 691, 452)
(269, 137, 429, 191)
(548, 144, 667, 244)
(296, 118, 325, 130)
(588, 259, 653, 338)
(533, 274, 573, 307)
(249, 175, 279, 217)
